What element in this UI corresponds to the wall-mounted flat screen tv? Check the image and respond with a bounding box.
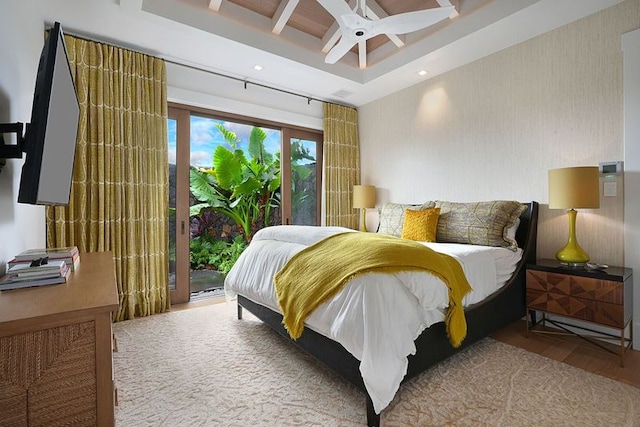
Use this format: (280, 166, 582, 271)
(17, 21, 80, 205)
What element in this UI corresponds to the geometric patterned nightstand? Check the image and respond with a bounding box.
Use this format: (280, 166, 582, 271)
(526, 259, 633, 366)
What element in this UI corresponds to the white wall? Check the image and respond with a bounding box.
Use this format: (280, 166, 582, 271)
(166, 63, 323, 130)
(0, 0, 323, 273)
(0, 2, 49, 268)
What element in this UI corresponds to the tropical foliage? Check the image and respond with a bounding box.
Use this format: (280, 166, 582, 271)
(187, 124, 319, 276)
(189, 124, 281, 243)
(189, 234, 248, 275)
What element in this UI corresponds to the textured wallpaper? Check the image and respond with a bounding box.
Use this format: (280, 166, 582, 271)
(359, 0, 640, 265)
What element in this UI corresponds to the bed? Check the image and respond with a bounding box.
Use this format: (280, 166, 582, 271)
(225, 201, 539, 426)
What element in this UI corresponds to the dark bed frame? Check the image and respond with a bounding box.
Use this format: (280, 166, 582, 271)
(236, 201, 539, 426)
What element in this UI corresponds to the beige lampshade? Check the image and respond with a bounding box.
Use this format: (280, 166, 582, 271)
(548, 166, 600, 209)
(353, 185, 376, 209)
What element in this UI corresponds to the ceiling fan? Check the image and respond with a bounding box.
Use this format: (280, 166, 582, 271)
(317, 0, 455, 65)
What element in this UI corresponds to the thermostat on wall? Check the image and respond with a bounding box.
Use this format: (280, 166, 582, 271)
(599, 161, 623, 175)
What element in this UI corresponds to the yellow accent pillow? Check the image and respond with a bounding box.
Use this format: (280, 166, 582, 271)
(401, 208, 441, 242)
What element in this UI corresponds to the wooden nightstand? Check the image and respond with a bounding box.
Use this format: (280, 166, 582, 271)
(526, 259, 633, 366)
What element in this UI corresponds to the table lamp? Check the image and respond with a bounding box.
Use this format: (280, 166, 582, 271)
(548, 166, 600, 266)
(353, 185, 376, 232)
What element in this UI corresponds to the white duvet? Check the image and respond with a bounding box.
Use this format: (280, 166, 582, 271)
(224, 225, 522, 414)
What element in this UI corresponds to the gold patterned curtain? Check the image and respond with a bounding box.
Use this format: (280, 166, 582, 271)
(46, 34, 170, 321)
(323, 103, 360, 228)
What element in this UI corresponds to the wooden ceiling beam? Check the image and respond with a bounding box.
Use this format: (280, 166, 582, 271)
(272, 0, 300, 35)
(364, 0, 404, 48)
(321, 22, 342, 54)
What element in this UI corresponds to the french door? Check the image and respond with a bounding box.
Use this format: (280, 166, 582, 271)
(282, 128, 323, 226)
(168, 104, 322, 304)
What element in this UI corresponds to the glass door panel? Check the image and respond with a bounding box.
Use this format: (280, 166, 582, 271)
(188, 115, 282, 300)
(283, 129, 322, 226)
(167, 117, 177, 291)
(189, 115, 217, 299)
(290, 138, 319, 225)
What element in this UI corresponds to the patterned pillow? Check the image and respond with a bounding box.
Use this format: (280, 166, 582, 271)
(377, 201, 436, 237)
(435, 200, 527, 251)
(401, 208, 441, 242)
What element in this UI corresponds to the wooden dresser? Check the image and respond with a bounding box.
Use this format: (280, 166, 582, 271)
(0, 252, 119, 427)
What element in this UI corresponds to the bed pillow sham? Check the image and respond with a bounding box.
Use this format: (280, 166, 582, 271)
(377, 201, 435, 237)
(434, 200, 526, 251)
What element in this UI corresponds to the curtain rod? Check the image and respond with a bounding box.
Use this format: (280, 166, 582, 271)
(58, 25, 349, 108)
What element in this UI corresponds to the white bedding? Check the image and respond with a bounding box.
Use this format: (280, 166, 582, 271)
(224, 225, 523, 414)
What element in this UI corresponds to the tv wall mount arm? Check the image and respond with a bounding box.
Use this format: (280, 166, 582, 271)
(0, 122, 26, 171)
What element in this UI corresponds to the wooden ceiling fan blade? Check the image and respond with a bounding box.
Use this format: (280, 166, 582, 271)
(325, 36, 357, 64)
(368, 6, 454, 37)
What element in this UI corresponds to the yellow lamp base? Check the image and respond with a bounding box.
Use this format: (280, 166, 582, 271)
(555, 243, 590, 266)
(555, 209, 590, 266)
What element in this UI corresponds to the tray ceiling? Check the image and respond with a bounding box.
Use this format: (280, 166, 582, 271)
(131, 0, 624, 106)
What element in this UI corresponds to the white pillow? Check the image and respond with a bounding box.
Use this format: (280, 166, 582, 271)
(505, 218, 521, 243)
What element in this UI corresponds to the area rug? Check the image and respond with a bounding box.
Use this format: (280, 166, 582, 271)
(113, 302, 640, 426)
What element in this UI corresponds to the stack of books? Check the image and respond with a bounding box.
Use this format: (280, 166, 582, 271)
(0, 258, 71, 291)
(7, 246, 80, 272)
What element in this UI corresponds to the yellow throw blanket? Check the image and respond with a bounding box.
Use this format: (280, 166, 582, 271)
(274, 232, 472, 348)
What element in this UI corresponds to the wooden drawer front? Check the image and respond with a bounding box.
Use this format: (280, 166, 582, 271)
(569, 275, 623, 305)
(526, 270, 623, 304)
(0, 321, 97, 426)
(527, 289, 625, 328)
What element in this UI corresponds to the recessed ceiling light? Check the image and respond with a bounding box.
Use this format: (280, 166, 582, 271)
(254, 65, 263, 71)
(418, 70, 428, 76)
